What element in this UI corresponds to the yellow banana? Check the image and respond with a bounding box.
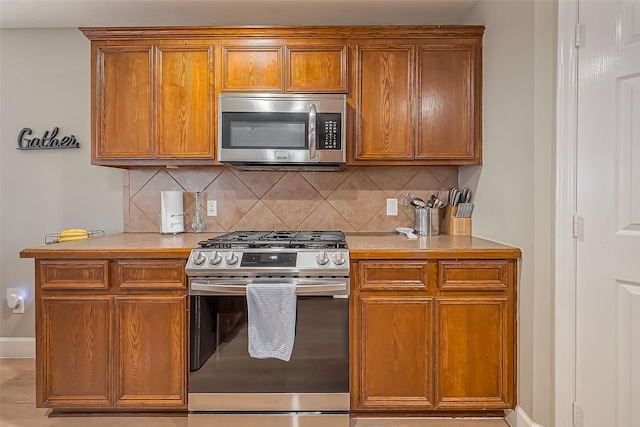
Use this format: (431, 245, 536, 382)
(59, 229, 88, 236)
(56, 229, 89, 243)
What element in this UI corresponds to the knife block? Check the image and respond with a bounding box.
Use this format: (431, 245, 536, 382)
(443, 205, 472, 236)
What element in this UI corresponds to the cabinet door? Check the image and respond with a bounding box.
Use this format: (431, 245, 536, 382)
(416, 43, 481, 162)
(95, 45, 153, 159)
(114, 295, 187, 408)
(435, 298, 512, 409)
(354, 45, 414, 160)
(222, 45, 283, 91)
(285, 45, 347, 92)
(355, 296, 434, 410)
(156, 45, 215, 159)
(38, 296, 112, 408)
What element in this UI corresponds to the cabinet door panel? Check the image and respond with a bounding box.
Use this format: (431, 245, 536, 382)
(435, 298, 512, 409)
(157, 45, 215, 158)
(96, 46, 152, 158)
(438, 260, 509, 292)
(286, 45, 347, 92)
(115, 260, 186, 290)
(114, 296, 187, 408)
(355, 45, 414, 160)
(39, 260, 109, 290)
(222, 46, 283, 91)
(417, 44, 479, 161)
(357, 296, 433, 409)
(39, 297, 112, 407)
(359, 261, 429, 291)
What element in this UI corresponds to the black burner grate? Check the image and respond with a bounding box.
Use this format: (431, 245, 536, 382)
(197, 230, 347, 249)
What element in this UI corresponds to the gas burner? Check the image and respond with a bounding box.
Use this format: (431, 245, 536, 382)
(197, 230, 347, 250)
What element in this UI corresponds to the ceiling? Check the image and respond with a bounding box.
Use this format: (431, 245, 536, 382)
(0, 0, 478, 28)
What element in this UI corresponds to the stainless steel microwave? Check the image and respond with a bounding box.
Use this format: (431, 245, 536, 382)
(218, 93, 346, 171)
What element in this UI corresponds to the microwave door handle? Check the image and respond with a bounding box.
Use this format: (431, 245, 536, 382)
(309, 103, 317, 159)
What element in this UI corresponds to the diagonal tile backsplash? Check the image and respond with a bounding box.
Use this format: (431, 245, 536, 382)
(124, 165, 457, 233)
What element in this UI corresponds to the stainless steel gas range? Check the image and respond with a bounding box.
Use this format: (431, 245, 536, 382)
(185, 231, 350, 426)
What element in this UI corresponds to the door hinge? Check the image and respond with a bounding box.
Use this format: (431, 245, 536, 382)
(573, 214, 584, 239)
(573, 401, 581, 426)
(575, 22, 584, 48)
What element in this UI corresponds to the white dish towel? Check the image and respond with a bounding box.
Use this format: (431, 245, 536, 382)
(246, 282, 297, 361)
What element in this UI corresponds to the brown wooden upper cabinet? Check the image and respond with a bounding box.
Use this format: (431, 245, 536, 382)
(91, 42, 215, 166)
(351, 30, 483, 165)
(221, 41, 347, 93)
(81, 26, 483, 168)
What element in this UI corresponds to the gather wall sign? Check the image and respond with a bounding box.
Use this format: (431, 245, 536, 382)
(16, 127, 80, 150)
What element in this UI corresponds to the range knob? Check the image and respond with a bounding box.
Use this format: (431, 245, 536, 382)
(333, 251, 346, 265)
(316, 251, 329, 266)
(193, 251, 206, 266)
(209, 251, 222, 266)
(226, 251, 239, 266)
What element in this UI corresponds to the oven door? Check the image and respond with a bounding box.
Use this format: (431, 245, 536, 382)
(188, 277, 350, 416)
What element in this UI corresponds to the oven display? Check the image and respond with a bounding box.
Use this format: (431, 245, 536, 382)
(241, 252, 297, 267)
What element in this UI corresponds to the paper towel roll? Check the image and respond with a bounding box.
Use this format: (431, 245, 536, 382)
(161, 191, 185, 234)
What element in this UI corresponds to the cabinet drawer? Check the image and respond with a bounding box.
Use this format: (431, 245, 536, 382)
(115, 260, 186, 290)
(438, 260, 509, 292)
(359, 261, 429, 291)
(39, 260, 109, 290)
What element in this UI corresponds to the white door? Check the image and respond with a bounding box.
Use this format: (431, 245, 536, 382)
(576, 1, 640, 426)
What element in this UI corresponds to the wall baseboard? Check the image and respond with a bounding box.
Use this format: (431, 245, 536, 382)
(506, 406, 544, 427)
(0, 337, 35, 358)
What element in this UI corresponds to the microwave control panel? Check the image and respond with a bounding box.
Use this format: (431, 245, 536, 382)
(317, 113, 342, 150)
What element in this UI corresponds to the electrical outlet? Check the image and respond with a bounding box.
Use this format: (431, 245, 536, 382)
(386, 198, 398, 216)
(207, 200, 217, 216)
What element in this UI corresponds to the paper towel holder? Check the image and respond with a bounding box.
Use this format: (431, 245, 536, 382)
(160, 190, 186, 234)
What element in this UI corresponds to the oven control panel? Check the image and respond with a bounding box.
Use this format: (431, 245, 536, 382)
(185, 249, 350, 275)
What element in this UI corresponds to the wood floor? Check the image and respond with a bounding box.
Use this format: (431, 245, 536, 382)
(0, 358, 509, 427)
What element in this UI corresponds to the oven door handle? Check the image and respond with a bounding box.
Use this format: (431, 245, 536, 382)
(189, 280, 348, 296)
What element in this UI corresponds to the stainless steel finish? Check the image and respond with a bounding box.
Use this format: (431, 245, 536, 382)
(194, 252, 206, 265)
(309, 102, 317, 159)
(188, 392, 349, 412)
(188, 413, 350, 427)
(189, 278, 349, 296)
(187, 230, 349, 417)
(186, 248, 350, 276)
(209, 251, 222, 265)
(226, 251, 239, 265)
(316, 251, 329, 265)
(218, 93, 346, 170)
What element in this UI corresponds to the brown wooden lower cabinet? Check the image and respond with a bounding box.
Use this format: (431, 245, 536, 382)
(35, 259, 187, 414)
(114, 296, 187, 408)
(435, 297, 511, 409)
(39, 296, 112, 408)
(357, 296, 434, 410)
(350, 258, 517, 415)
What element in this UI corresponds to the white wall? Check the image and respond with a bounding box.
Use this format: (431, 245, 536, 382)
(0, 29, 124, 340)
(460, 1, 556, 426)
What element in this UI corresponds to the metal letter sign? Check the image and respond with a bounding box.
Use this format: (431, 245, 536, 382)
(16, 127, 80, 150)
